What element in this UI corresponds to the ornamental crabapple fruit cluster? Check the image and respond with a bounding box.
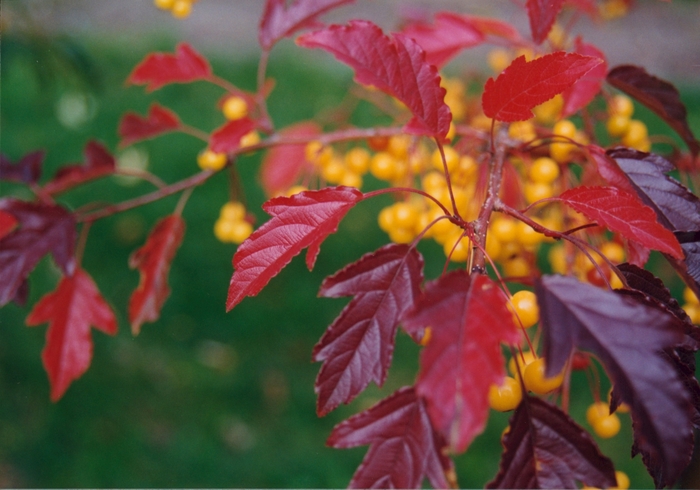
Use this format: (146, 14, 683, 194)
(214, 201, 253, 244)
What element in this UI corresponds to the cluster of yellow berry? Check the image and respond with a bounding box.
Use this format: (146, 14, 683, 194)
(606, 94, 650, 151)
(213, 201, 253, 244)
(154, 0, 199, 19)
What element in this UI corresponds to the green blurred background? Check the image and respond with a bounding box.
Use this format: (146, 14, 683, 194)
(1, 1, 699, 488)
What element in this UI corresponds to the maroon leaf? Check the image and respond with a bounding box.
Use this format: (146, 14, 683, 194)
(608, 148, 700, 233)
(482, 51, 603, 122)
(313, 244, 424, 415)
(26, 268, 117, 401)
(487, 396, 616, 489)
(526, 0, 565, 44)
(209, 117, 257, 154)
(43, 141, 116, 196)
(118, 103, 181, 148)
(128, 215, 185, 335)
(226, 187, 362, 311)
(327, 386, 453, 489)
(402, 271, 520, 453)
(561, 39, 607, 117)
(258, 0, 354, 50)
(400, 12, 485, 68)
(297, 20, 452, 139)
(126, 43, 212, 92)
(607, 65, 700, 157)
(559, 185, 683, 258)
(0, 151, 44, 184)
(260, 121, 319, 197)
(536, 274, 695, 488)
(0, 199, 76, 307)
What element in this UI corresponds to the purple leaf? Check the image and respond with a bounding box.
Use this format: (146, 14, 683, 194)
(0, 151, 44, 184)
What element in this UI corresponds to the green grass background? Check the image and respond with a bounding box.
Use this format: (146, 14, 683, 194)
(1, 23, 698, 488)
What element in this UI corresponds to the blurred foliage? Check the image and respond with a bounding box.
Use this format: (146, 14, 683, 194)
(1, 6, 697, 489)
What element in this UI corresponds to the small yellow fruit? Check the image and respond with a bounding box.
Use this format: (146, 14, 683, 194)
(222, 95, 248, 121)
(197, 149, 227, 171)
(488, 377, 522, 412)
(171, 0, 192, 18)
(220, 201, 245, 221)
(523, 358, 564, 394)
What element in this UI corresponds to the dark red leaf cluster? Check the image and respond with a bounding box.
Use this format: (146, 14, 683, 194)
(119, 103, 182, 148)
(127, 43, 212, 92)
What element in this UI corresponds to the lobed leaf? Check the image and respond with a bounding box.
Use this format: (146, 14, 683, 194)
(400, 11, 485, 68)
(402, 271, 520, 453)
(536, 275, 695, 488)
(258, 0, 354, 50)
(226, 187, 362, 311)
(128, 215, 185, 335)
(0, 199, 76, 307)
(259, 121, 320, 197)
(327, 386, 453, 489)
(297, 20, 452, 139)
(482, 51, 603, 122)
(561, 39, 607, 117)
(26, 268, 117, 401)
(607, 65, 700, 157)
(126, 43, 212, 92)
(313, 244, 424, 415)
(118, 103, 181, 148)
(487, 396, 617, 489)
(43, 141, 116, 196)
(526, 0, 565, 45)
(0, 151, 44, 184)
(559, 185, 683, 258)
(209, 118, 257, 154)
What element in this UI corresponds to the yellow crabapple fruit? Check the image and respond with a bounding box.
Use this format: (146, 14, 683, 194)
(509, 351, 537, 379)
(197, 149, 227, 171)
(154, 0, 176, 9)
(606, 114, 630, 137)
(228, 220, 254, 244)
(529, 157, 560, 184)
(220, 201, 245, 221)
(370, 152, 397, 181)
(609, 94, 634, 118)
(523, 358, 564, 394)
(344, 147, 370, 174)
(240, 130, 260, 147)
(509, 290, 539, 329)
(488, 377, 522, 412)
(222, 95, 248, 120)
(490, 217, 517, 243)
(684, 286, 699, 304)
(171, 0, 192, 18)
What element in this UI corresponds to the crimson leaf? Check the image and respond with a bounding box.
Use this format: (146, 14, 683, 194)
(0, 151, 43, 184)
(561, 39, 607, 117)
(482, 51, 602, 122)
(26, 268, 117, 401)
(559, 185, 683, 258)
(587, 145, 638, 195)
(402, 271, 520, 453)
(226, 186, 362, 311)
(400, 11, 485, 68)
(209, 118, 257, 154)
(0, 210, 18, 240)
(118, 103, 181, 148)
(0, 199, 76, 307)
(260, 121, 319, 197)
(297, 20, 452, 139)
(128, 215, 185, 335)
(607, 65, 700, 157)
(43, 140, 115, 196)
(313, 244, 424, 415)
(258, 0, 354, 50)
(526, 0, 565, 45)
(327, 386, 453, 489)
(487, 396, 616, 489)
(536, 274, 694, 488)
(126, 43, 212, 92)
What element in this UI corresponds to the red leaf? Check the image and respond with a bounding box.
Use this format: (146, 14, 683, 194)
(0, 151, 44, 184)
(43, 141, 116, 196)
(313, 244, 424, 415)
(126, 43, 212, 92)
(258, 0, 354, 50)
(482, 51, 603, 122)
(209, 118, 257, 154)
(536, 275, 694, 488)
(297, 20, 452, 139)
(260, 121, 320, 197)
(487, 396, 617, 489)
(461, 15, 522, 43)
(0, 199, 76, 307)
(128, 215, 185, 335)
(226, 187, 362, 311)
(0, 210, 18, 240)
(607, 65, 700, 157)
(561, 39, 607, 117)
(402, 271, 520, 453)
(400, 12, 485, 68)
(587, 145, 638, 195)
(118, 103, 181, 148)
(26, 268, 117, 401)
(559, 185, 683, 258)
(526, 0, 565, 44)
(327, 386, 454, 489)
